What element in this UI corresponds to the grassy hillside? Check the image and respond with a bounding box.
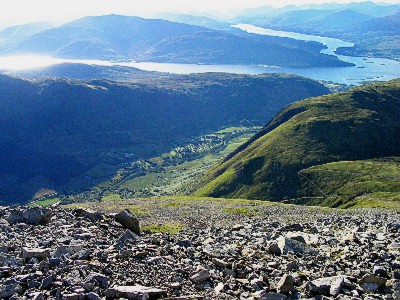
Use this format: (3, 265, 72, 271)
(0, 73, 329, 205)
(195, 79, 400, 207)
(298, 158, 400, 209)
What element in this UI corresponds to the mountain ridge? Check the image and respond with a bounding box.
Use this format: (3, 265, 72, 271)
(194, 79, 400, 206)
(0, 14, 352, 68)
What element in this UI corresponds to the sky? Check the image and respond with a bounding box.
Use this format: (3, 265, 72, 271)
(1, 0, 399, 28)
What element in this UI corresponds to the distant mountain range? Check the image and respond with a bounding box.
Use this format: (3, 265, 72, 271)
(257, 9, 374, 32)
(235, 1, 400, 61)
(234, 1, 400, 23)
(335, 11, 400, 60)
(0, 22, 52, 44)
(0, 73, 329, 205)
(152, 13, 232, 30)
(0, 15, 352, 68)
(195, 79, 400, 208)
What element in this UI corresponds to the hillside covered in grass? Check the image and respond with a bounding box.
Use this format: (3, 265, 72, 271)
(298, 158, 400, 209)
(195, 79, 400, 208)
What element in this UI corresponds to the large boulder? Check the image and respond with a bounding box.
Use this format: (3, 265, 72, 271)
(277, 237, 317, 255)
(115, 209, 140, 234)
(7, 207, 52, 225)
(190, 266, 211, 283)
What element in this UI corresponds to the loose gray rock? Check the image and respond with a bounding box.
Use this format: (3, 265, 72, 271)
(277, 274, 295, 294)
(105, 285, 167, 299)
(115, 230, 141, 249)
(0, 281, 23, 298)
(268, 242, 282, 256)
(75, 208, 103, 222)
(260, 293, 287, 300)
(115, 209, 140, 234)
(190, 266, 211, 283)
(21, 248, 50, 261)
(277, 237, 316, 255)
(53, 245, 84, 257)
(306, 276, 346, 297)
(85, 273, 109, 289)
(360, 274, 387, 288)
(7, 208, 52, 225)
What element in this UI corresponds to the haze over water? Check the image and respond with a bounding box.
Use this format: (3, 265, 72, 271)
(1, 24, 400, 85)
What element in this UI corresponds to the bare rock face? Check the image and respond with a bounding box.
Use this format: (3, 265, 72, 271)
(105, 285, 167, 299)
(115, 209, 140, 234)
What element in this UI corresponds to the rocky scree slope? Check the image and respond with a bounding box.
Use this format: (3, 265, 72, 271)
(0, 202, 400, 299)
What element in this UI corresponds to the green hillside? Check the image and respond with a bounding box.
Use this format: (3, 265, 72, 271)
(298, 158, 400, 209)
(195, 79, 400, 207)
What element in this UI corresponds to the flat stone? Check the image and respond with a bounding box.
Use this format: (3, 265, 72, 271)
(105, 285, 167, 299)
(190, 267, 211, 283)
(0, 282, 23, 298)
(115, 230, 141, 249)
(21, 247, 50, 261)
(361, 282, 379, 293)
(212, 258, 230, 268)
(260, 293, 287, 300)
(53, 245, 84, 257)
